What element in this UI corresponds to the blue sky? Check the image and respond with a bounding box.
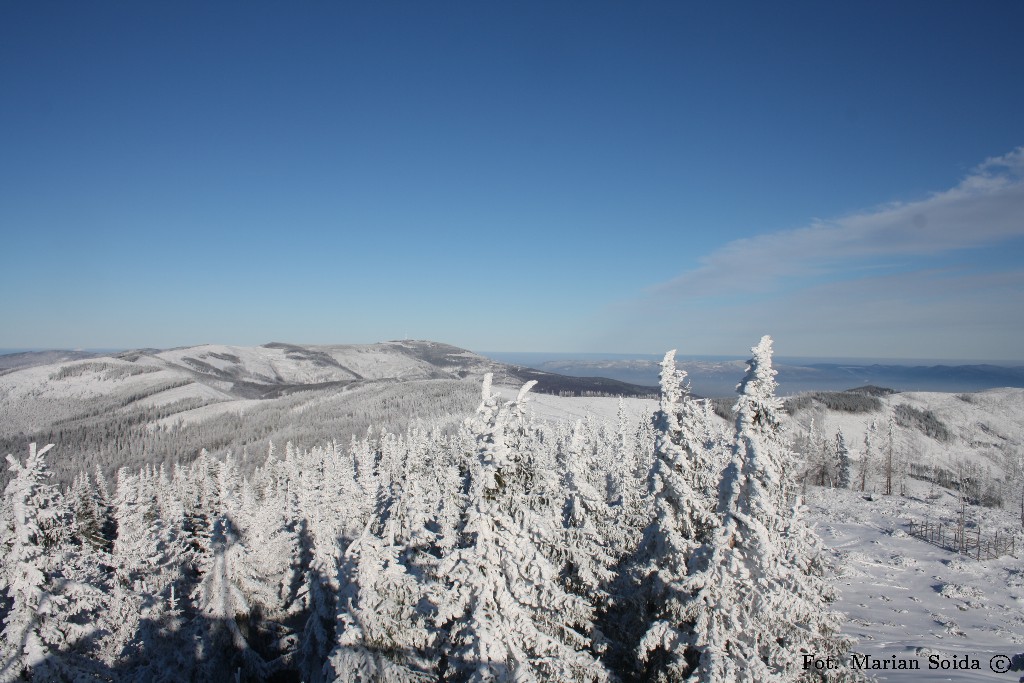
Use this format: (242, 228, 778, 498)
(2, 2, 1022, 360)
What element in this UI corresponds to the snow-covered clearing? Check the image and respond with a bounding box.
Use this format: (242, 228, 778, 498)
(806, 482, 1022, 681)
(148, 397, 263, 429)
(133, 381, 233, 409)
(494, 384, 658, 424)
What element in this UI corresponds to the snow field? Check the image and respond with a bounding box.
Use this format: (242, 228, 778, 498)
(809, 482, 1023, 682)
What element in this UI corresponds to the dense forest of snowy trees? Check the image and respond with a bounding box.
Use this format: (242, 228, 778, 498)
(1, 337, 865, 682)
(0, 378, 484, 494)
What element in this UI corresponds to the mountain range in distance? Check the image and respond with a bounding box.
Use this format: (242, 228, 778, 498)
(0, 341, 659, 404)
(483, 351, 1024, 397)
(3, 342, 1023, 399)
(3, 339, 1022, 492)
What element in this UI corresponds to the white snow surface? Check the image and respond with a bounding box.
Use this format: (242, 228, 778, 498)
(148, 398, 264, 430)
(493, 384, 659, 424)
(808, 481, 1023, 681)
(133, 381, 233, 409)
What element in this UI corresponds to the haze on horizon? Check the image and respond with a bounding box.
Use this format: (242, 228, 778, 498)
(2, 2, 1022, 360)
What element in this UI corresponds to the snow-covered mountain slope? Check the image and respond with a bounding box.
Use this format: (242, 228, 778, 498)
(0, 341, 657, 434)
(0, 341, 657, 490)
(150, 343, 363, 385)
(785, 388, 1024, 485)
(0, 349, 101, 373)
(136, 340, 522, 388)
(3, 354, 1022, 679)
(0, 357, 203, 434)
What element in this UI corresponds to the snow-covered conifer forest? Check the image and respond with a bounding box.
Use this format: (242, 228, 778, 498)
(2, 338, 1024, 682)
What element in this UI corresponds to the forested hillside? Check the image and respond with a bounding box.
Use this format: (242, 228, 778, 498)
(1, 336, 869, 681)
(0, 341, 656, 492)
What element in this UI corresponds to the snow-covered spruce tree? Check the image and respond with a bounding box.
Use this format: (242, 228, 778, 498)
(124, 582, 194, 682)
(883, 413, 896, 496)
(435, 375, 609, 682)
(180, 449, 220, 574)
(234, 478, 301, 620)
(190, 453, 299, 681)
(325, 520, 436, 682)
(628, 350, 718, 681)
(324, 426, 451, 683)
(383, 427, 458, 578)
(609, 400, 631, 507)
(857, 421, 876, 493)
(103, 468, 161, 666)
(601, 400, 653, 568)
(557, 418, 617, 605)
(112, 468, 173, 595)
(0, 494, 12, 623)
(681, 336, 861, 682)
(0, 444, 105, 682)
(632, 407, 656, 489)
(249, 441, 306, 612)
(330, 438, 369, 544)
(351, 430, 381, 525)
(806, 417, 836, 488)
(686, 397, 730, 491)
(69, 469, 112, 553)
(295, 440, 363, 683)
(881, 412, 908, 496)
(835, 430, 851, 490)
(417, 428, 466, 556)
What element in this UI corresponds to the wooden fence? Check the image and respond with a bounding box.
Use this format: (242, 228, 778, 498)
(907, 518, 1017, 561)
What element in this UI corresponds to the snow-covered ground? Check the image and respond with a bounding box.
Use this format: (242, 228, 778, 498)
(809, 481, 1023, 681)
(493, 383, 659, 424)
(134, 381, 233, 409)
(148, 397, 264, 429)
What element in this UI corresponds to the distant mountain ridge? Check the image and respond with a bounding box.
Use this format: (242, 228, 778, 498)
(0, 349, 101, 373)
(0, 340, 659, 490)
(0, 340, 657, 434)
(484, 354, 1024, 396)
(141, 340, 659, 398)
(7, 344, 1023, 396)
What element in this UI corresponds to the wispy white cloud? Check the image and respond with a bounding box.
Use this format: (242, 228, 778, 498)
(599, 147, 1024, 359)
(651, 146, 1024, 300)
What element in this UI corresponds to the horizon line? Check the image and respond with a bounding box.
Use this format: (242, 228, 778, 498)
(2, 344, 1022, 367)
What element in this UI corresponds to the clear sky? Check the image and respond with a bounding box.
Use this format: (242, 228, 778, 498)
(2, 2, 1022, 360)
